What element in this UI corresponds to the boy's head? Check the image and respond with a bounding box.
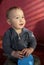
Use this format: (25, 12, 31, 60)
(6, 7, 26, 30)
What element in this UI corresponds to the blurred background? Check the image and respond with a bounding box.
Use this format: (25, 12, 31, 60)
(0, 0, 44, 65)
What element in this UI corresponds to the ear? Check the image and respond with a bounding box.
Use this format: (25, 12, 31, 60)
(7, 19, 11, 25)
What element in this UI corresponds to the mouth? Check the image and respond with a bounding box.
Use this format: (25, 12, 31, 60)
(19, 24, 24, 26)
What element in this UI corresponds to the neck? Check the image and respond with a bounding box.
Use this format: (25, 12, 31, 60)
(13, 28, 22, 35)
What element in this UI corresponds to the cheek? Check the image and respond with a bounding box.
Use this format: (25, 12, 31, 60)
(24, 20, 26, 24)
(11, 19, 17, 24)
(13, 22, 19, 27)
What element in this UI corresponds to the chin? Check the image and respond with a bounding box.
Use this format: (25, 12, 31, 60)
(20, 26, 24, 29)
(20, 25, 25, 28)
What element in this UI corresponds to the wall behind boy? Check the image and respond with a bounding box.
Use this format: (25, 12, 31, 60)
(0, 0, 44, 37)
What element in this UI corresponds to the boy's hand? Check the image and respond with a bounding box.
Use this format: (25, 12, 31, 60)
(22, 48, 34, 56)
(11, 51, 24, 59)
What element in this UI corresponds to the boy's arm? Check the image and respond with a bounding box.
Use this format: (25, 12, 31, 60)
(27, 32, 37, 55)
(28, 32, 37, 50)
(2, 32, 14, 58)
(3, 32, 24, 59)
(22, 32, 37, 56)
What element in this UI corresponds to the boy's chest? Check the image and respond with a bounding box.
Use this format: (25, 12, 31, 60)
(11, 33, 29, 51)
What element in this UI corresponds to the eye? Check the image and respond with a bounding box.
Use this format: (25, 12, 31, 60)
(16, 17, 19, 19)
(22, 16, 24, 18)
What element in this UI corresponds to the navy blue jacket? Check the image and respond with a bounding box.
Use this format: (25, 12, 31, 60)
(3, 27, 37, 62)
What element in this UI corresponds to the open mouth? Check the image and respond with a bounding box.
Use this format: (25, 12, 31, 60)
(19, 24, 23, 26)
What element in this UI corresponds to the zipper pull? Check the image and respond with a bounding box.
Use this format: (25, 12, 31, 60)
(19, 36, 21, 40)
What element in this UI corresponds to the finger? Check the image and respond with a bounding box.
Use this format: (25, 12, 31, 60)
(22, 51, 26, 55)
(19, 54, 24, 59)
(25, 51, 29, 56)
(17, 51, 22, 55)
(22, 49, 26, 52)
(22, 49, 27, 54)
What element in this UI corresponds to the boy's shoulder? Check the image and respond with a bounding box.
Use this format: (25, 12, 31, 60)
(4, 27, 13, 35)
(23, 28, 35, 38)
(23, 28, 33, 34)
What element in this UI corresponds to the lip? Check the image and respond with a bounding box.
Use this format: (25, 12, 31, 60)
(19, 24, 24, 25)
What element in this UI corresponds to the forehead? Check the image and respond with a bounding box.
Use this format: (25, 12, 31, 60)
(9, 9, 24, 17)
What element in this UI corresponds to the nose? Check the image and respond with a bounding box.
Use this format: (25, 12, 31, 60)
(20, 19, 23, 22)
(20, 18, 24, 22)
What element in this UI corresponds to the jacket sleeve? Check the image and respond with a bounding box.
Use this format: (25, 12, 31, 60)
(2, 31, 13, 57)
(28, 31, 37, 49)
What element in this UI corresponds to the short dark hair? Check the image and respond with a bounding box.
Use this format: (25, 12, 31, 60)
(6, 6, 22, 19)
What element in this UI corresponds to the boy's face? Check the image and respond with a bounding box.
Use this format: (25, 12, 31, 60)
(8, 9, 26, 29)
